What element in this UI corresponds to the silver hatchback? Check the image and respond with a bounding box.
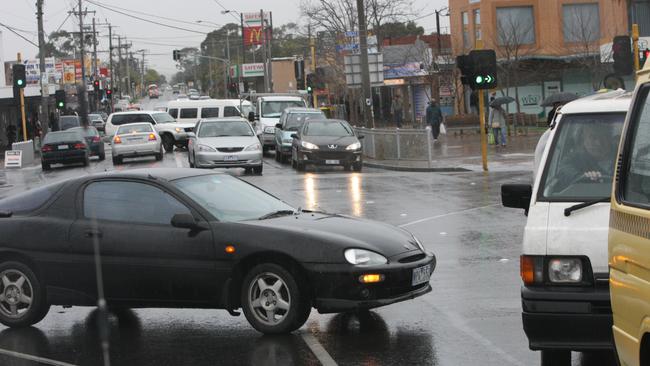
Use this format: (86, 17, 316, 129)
(188, 119, 263, 174)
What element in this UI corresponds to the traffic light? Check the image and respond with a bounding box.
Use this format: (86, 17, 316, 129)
(106, 88, 113, 99)
(55, 90, 66, 110)
(641, 48, 650, 69)
(294, 59, 305, 90)
(306, 73, 314, 94)
(613, 35, 633, 76)
(12, 64, 26, 89)
(468, 50, 497, 90)
(93, 80, 100, 93)
(173, 49, 180, 61)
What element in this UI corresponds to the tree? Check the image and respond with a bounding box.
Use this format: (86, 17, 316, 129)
(377, 21, 424, 40)
(38, 30, 94, 59)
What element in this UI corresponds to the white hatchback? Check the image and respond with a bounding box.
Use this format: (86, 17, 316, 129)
(111, 123, 163, 165)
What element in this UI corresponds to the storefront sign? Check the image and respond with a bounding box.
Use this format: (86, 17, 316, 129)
(384, 79, 405, 86)
(4, 150, 22, 168)
(384, 62, 428, 79)
(242, 63, 265, 78)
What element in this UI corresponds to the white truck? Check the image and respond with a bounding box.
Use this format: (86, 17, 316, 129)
(243, 94, 308, 152)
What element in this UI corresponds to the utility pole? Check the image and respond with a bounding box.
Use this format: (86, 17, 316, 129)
(36, 0, 49, 136)
(107, 24, 114, 111)
(76, 0, 89, 127)
(356, 0, 373, 127)
(267, 12, 273, 92)
(140, 51, 145, 98)
(92, 17, 99, 111)
(127, 51, 133, 97)
(261, 9, 269, 93)
(116, 36, 123, 95)
(309, 24, 316, 108)
(435, 10, 442, 57)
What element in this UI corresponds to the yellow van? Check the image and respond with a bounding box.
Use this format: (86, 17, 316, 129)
(609, 66, 650, 366)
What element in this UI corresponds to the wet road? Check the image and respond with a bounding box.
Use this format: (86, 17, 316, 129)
(0, 95, 616, 366)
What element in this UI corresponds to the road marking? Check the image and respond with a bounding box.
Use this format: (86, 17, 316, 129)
(0, 347, 77, 366)
(301, 332, 338, 366)
(398, 203, 500, 228)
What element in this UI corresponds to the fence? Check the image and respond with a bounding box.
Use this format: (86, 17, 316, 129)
(354, 127, 435, 168)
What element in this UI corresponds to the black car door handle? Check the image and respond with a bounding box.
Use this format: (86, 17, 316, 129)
(84, 230, 103, 238)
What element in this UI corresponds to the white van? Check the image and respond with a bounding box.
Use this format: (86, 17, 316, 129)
(166, 99, 253, 125)
(501, 90, 630, 366)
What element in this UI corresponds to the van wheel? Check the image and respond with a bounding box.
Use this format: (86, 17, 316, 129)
(0, 261, 50, 328)
(541, 350, 570, 366)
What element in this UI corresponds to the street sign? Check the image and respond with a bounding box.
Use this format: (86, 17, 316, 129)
(344, 53, 384, 87)
(4, 150, 22, 169)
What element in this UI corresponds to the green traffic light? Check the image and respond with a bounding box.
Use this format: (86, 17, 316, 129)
(475, 75, 484, 84)
(58, 102, 64, 107)
(16, 79, 24, 86)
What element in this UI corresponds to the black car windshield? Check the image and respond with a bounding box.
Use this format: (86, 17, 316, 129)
(117, 124, 153, 134)
(262, 101, 305, 118)
(285, 112, 325, 131)
(70, 127, 99, 137)
(173, 174, 294, 222)
(152, 113, 175, 124)
(43, 131, 83, 143)
(541, 112, 625, 200)
(199, 121, 253, 137)
(304, 120, 353, 136)
(59, 116, 80, 130)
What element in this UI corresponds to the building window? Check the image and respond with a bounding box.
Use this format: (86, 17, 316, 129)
(563, 3, 600, 43)
(462, 11, 470, 48)
(630, 0, 650, 37)
(496, 6, 536, 46)
(473, 9, 482, 41)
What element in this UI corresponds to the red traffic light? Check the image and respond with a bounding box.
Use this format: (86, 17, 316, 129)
(93, 80, 100, 87)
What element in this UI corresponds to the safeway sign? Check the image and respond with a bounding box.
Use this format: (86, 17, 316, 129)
(242, 63, 265, 78)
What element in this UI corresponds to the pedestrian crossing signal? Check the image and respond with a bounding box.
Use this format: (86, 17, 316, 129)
(468, 50, 497, 90)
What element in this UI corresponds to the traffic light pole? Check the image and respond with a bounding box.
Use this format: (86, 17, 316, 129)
(633, 24, 640, 78)
(16, 53, 27, 142)
(476, 41, 488, 172)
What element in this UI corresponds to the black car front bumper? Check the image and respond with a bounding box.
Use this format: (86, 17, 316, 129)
(297, 149, 362, 166)
(522, 285, 613, 351)
(307, 252, 436, 313)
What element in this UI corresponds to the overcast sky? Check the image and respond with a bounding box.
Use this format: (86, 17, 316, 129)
(2, 0, 449, 79)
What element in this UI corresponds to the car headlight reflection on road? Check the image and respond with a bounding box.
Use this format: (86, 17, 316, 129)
(301, 141, 319, 150)
(244, 143, 262, 151)
(346, 141, 361, 150)
(198, 144, 216, 152)
(344, 249, 388, 266)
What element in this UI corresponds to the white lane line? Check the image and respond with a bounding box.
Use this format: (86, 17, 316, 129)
(0, 347, 77, 366)
(398, 203, 500, 228)
(301, 332, 338, 366)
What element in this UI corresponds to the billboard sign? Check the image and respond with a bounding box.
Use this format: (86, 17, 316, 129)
(242, 12, 270, 46)
(242, 63, 265, 78)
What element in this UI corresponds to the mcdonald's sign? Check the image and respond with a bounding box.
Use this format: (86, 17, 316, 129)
(244, 26, 264, 46)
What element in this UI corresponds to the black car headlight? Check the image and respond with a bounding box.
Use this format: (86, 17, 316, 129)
(344, 249, 387, 266)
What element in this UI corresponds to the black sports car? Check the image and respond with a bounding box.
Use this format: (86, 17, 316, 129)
(0, 169, 435, 334)
(291, 119, 364, 171)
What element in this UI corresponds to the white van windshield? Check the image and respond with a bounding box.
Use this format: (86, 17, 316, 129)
(541, 113, 625, 200)
(261, 100, 305, 118)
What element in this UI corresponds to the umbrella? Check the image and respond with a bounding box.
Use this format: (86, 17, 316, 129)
(489, 96, 515, 107)
(540, 92, 578, 107)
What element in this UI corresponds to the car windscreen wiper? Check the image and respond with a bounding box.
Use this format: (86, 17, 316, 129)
(564, 197, 610, 217)
(257, 210, 298, 220)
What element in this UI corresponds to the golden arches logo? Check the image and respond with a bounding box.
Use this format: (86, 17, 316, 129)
(248, 27, 263, 44)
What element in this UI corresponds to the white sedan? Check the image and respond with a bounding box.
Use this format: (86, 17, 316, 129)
(111, 123, 163, 165)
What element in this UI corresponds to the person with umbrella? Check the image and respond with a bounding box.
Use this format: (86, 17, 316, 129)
(426, 99, 444, 141)
(489, 95, 514, 147)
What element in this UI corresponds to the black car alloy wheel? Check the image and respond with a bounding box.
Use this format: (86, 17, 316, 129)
(241, 263, 310, 334)
(0, 261, 49, 327)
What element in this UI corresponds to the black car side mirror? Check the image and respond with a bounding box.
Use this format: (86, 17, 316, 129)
(171, 214, 206, 230)
(501, 184, 532, 215)
(358, 135, 365, 140)
(248, 111, 258, 122)
(291, 133, 298, 139)
(275, 123, 283, 129)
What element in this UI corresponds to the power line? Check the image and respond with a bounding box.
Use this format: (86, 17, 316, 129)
(84, 0, 217, 29)
(86, 0, 207, 35)
(0, 22, 38, 47)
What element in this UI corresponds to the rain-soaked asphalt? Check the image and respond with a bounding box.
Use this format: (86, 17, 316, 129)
(0, 97, 617, 366)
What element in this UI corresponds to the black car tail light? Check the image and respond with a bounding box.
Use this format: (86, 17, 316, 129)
(73, 143, 86, 150)
(41, 145, 53, 152)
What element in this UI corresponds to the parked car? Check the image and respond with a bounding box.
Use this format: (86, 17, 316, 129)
(58, 115, 81, 130)
(105, 111, 194, 152)
(501, 90, 630, 366)
(40, 130, 89, 170)
(291, 119, 363, 172)
(70, 126, 105, 161)
(609, 66, 650, 366)
(111, 123, 163, 165)
(0, 168, 435, 334)
(274, 108, 326, 163)
(187, 119, 263, 174)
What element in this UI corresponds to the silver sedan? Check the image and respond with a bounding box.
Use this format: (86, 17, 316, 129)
(188, 119, 263, 174)
(111, 123, 163, 165)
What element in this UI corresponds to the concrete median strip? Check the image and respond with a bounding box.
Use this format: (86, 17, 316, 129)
(0, 347, 77, 366)
(301, 332, 338, 366)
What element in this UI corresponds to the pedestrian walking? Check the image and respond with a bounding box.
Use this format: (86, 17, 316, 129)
(391, 95, 404, 128)
(426, 99, 444, 140)
(489, 102, 507, 147)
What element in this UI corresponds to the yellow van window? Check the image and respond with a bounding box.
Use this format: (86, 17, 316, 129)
(624, 91, 650, 204)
